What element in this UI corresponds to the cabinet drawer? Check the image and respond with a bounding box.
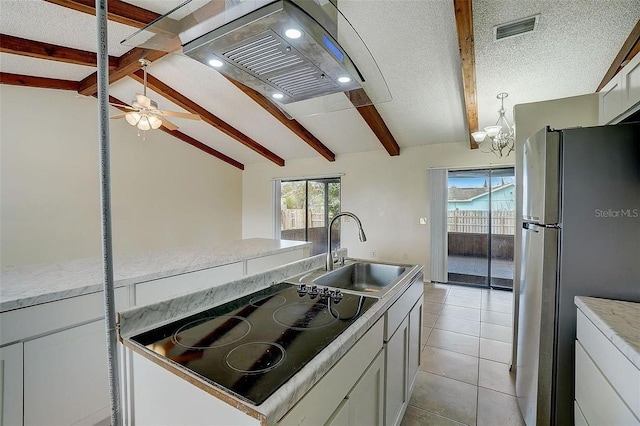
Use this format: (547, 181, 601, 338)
(0, 287, 128, 345)
(577, 310, 640, 418)
(385, 277, 423, 341)
(575, 341, 639, 426)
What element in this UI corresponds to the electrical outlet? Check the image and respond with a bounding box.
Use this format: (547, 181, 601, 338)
(419, 217, 427, 225)
(371, 250, 376, 257)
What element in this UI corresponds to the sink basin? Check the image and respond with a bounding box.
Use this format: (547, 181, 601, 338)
(312, 262, 407, 295)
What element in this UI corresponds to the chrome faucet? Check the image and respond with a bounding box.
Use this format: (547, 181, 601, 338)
(326, 212, 367, 271)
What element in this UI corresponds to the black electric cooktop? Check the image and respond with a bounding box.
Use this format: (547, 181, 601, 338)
(131, 283, 376, 405)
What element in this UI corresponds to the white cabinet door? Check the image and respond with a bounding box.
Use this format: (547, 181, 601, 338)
(385, 316, 408, 426)
(599, 73, 624, 124)
(0, 343, 23, 426)
(24, 320, 110, 426)
(347, 349, 385, 426)
(622, 52, 640, 111)
(407, 300, 423, 393)
(325, 398, 350, 426)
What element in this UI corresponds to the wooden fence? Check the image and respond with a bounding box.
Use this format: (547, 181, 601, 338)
(281, 209, 325, 230)
(447, 210, 515, 235)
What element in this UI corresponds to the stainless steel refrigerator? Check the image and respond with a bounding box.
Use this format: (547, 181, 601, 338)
(516, 123, 640, 426)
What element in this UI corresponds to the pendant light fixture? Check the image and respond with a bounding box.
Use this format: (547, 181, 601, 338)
(472, 92, 515, 157)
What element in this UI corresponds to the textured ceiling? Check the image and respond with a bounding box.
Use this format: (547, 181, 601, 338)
(474, 0, 639, 131)
(1, 0, 639, 166)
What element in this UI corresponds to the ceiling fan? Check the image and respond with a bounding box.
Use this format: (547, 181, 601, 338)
(110, 59, 201, 131)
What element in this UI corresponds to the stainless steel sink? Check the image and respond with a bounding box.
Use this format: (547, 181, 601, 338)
(312, 262, 407, 295)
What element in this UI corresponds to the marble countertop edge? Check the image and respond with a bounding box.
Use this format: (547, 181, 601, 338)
(575, 296, 640, 370)
(1, 238, 312, 313)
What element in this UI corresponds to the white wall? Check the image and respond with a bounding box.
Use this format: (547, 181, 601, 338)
(1, 85, 242, 268)
(243, 142, 512, 278)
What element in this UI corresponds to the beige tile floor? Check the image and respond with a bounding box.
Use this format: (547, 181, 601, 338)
(401, 283, 525, 426)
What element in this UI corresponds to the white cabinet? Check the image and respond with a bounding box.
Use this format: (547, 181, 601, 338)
(383, 277, 424, 426)
(575, 308, 640, 425)
(599, 53, 640, 124)
(0, 343, 23, 426)
(326, 349, 385, 426)
(278, 319, 384, 426)
(385, 316, 408, 426)
(24, 320, 111, 426)
(0, 287, 129, 426)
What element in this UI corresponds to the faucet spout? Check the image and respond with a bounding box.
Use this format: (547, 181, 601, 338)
(326, 212, 366, 271)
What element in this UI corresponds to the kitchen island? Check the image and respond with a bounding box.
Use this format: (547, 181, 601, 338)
(118, 255, 424, 426)
(574, 296, 640, 425)
(0, 238, 310, 426)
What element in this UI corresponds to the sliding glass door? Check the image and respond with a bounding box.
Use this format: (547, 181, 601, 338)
(279, 178, 341, 255)
(446, 168, 515, 289)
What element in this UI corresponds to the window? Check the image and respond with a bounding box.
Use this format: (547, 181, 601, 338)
(277, 178, 341, 255)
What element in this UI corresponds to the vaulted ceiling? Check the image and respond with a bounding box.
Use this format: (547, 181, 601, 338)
(1, 0, 638, 170)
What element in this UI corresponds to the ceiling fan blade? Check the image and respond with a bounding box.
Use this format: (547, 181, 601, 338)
(109, 102, 136, 111)
(159, 116, 179, 131)
(160, 110, 202, 121)
(136, 93, 152, 109)
(110, 113, 127, 119)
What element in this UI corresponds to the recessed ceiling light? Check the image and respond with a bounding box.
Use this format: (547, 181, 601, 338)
(208, 59, 224, 68)
(272, 93, 284, 99)
(337, 76, 351, 83)
(284, 29, 302, 39)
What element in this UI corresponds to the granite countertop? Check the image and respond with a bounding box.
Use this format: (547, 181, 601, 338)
(575, 296, 640, 370)
(0, 238, 311, 313)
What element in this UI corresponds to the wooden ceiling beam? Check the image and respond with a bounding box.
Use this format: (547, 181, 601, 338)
(131, 70, 285, 166)
(453, 0, 480, 150)
(225, 78, 336, 162)
(78, 48, 167, 96)
(347, 89, 400, 156)
(43, 0, 162, 30)
(0, 34, 117, 68)
(1, 72, 80, 91)
(109, 96, 244, 170)
(597, 19, 640, 92)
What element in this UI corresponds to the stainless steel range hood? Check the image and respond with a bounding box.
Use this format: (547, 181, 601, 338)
(121, 0, 391, 118)
(183, 1, 362, 104)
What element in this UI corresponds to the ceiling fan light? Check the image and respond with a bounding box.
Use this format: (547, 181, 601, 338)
(137, 115, 151, 131)
(484, 125, 502, 138)
(125, 112, 141, 126)
(148, 115, 162, 129)
(471, 131, 487, 142)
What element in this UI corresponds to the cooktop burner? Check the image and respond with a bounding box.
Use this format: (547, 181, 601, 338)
(273, 302, 338, 330)
(173, 316, 251, 349)
(225, 342, 286, 374)
(131, 282, 376, 405)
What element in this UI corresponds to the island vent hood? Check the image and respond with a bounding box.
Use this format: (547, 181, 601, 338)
(121, 0, 391, 118)
(183, 0, 362, 104)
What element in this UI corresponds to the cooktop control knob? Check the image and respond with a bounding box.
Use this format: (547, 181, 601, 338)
(297, 284, 307, 297)
(307, 285, 319, 299)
